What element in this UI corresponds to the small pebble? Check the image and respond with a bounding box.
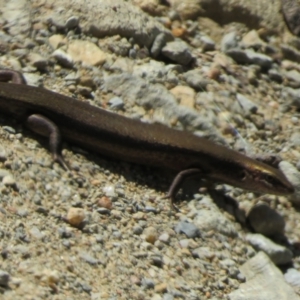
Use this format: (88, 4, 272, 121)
(144, 226, 158, 244)
(97, 196, 112, 209)
(66, 207, 85, 227)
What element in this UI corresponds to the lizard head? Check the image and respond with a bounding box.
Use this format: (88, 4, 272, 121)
(240, 163, 294, 196)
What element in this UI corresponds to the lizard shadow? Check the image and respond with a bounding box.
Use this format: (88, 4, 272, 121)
(1, 115, 299, 262)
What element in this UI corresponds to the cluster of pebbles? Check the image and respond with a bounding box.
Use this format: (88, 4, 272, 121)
(1, 0, 300, 299)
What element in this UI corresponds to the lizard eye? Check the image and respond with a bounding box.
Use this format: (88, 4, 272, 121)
(240, 170, 247, 181)
(262, 174, 277, 186)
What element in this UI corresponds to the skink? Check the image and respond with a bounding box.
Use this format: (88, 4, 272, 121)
(0, 70, 294, 210)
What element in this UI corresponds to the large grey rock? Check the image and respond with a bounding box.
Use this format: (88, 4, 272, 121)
(229, 252, 299, 300)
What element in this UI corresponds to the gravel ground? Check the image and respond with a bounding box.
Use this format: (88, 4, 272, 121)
(1, 0, 300, 299)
